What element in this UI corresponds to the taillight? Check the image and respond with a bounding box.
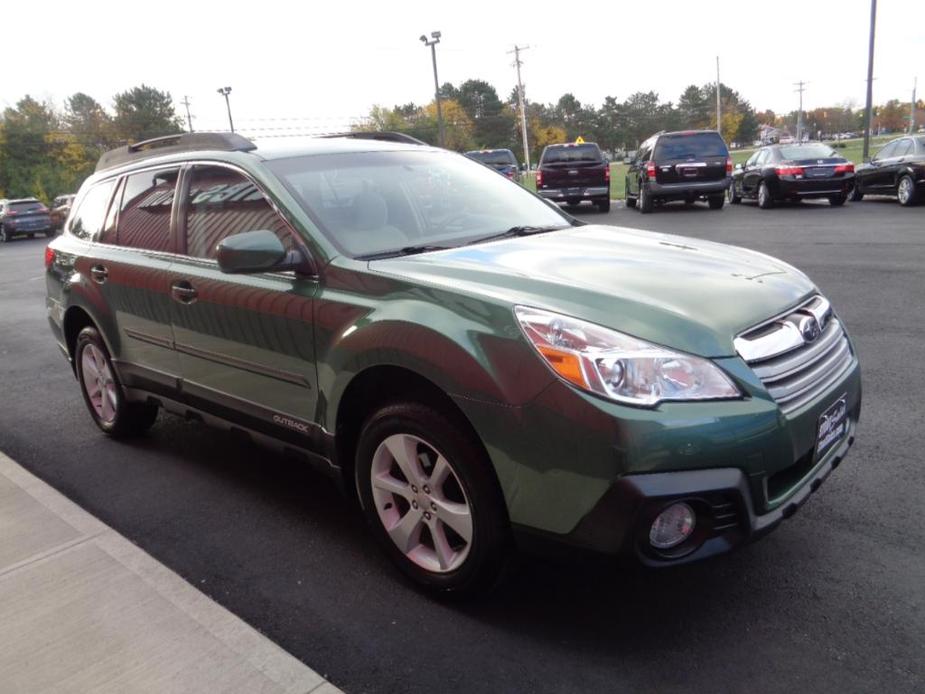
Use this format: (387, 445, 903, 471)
(726, 158, 733, 175)
(536, 170, 543, 187)
(776, 165, 805, 176)
(835, 163, 855, 174)
(645, 161, 657, 181)
(604, 164, 610, 182)
(44, 245, 56, 270)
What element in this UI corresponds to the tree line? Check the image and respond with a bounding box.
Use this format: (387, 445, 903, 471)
(358, 79, 924, 162)
(0, 85, 182, 202)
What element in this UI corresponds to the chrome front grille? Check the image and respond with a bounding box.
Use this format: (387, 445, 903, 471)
(734, 296, 855, 414)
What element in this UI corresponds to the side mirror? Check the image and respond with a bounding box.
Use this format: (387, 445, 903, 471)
(735, 163, 743, 171)
(217, 230, 315, 276)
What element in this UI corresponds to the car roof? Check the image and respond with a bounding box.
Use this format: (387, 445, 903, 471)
(5, 197, 41, 204)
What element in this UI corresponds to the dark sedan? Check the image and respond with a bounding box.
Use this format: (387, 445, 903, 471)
(851, 135, 925, 206)
(729, 143, 855, 208)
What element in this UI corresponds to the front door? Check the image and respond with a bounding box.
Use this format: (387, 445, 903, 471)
(167, 164, 321, 447)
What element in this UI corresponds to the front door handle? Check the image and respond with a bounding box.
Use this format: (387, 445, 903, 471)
(90, 265, 108, 284)
(170, 280, 198, 304)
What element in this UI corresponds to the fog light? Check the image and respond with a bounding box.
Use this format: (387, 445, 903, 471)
(649, 502, 695, 549)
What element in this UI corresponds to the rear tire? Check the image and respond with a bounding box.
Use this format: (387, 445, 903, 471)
(639, 183, 653, 214)
(0, 227, 8, 243)
(708, 195, 725, 210)
(897, 174, 919, 206)
(75, 326, 159, 438)
(758, 181, 774, 209)
(597, 198, 611, 213)
(355, 401, 510, 597)
(828, 193, 848, 206)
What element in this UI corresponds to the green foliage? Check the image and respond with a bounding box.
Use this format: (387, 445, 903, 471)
(111, 84, 183, 144)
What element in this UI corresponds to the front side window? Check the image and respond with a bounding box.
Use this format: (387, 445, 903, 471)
(116, 168, 179, 252)
(875, 141, 898, 160)
(69, 180, 116, 240)
(184, 166, 295, 259)
(268, 150, 569, 258)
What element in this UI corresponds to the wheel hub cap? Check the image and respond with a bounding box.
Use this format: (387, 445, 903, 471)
(81, 344, 117, 424)
(370, 434, 473, 573)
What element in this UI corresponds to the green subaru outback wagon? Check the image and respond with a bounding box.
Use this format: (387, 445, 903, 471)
(46, 132, 861, 595)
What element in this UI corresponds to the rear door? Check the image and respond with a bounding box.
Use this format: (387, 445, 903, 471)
(653, 132, 729, 184)
(89, 167, 182, 389)
(167, 163, 320, 440)
(540, 144, 607, 189)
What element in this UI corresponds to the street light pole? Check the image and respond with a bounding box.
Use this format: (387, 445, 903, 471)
(862, 0, 877, 161)
(420, 32, 445, 147)
(217, 86, 234, 134)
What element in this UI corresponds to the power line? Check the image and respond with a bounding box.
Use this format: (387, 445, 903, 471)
(508, 44, 531, 170)
(181, 96, 193, 133)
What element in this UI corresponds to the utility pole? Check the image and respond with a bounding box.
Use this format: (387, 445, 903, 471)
(420, 32, 444, 147)
(217, 87, 234, 133)
(863, 0, 877, 161)
(509, 44, 531, 171)
(716, 56, 722, 134)
(794, 81, 808, 142)
(910, 77, 918, 134)
(181, 96, 193, 133)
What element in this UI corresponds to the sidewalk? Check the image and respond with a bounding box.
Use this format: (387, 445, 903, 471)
(0, 451, 342, 694)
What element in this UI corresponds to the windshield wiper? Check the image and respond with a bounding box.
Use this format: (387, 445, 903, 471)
(470, 225, 569, 245)
(358, 244, 452, 260)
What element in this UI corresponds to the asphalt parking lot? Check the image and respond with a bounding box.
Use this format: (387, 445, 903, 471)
(1, 197, 923, 693)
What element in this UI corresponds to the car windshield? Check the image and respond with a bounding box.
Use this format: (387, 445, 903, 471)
(467, 150, 517, 166)
(9, 201, 44, 212)
(268, 150, 569, 258)
(541, 144, 601, 163)
(778, 144, 838, 160)
(653, 133, 728, 159)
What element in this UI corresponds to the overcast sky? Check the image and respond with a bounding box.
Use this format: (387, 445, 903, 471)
(7, 0, 923, 138)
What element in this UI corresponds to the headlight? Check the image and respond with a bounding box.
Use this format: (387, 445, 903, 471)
(514, 306, 741, 407)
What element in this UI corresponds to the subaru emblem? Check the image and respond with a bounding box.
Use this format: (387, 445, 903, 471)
(799, 315, 821, 343)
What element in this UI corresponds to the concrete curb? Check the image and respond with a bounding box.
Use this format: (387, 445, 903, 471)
(0, 451, 343, 694)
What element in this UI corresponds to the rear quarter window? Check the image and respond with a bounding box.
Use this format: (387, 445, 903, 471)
(654, 133, 728, 160)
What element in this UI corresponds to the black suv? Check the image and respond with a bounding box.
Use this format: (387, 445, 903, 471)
(0, 198, 53, 241)
(464, 148, 521, 183)
(536, 142, 610, 212)
(625, 130, 732, 213)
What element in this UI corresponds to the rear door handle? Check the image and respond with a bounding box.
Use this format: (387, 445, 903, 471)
(90, 265, 108, 284)
(170, 280, 198, 304)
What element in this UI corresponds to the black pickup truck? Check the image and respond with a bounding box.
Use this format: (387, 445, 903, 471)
(536, 142, 611, 212)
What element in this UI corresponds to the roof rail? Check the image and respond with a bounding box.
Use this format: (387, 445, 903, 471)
(320, 131, 429, 146)
(95, 132, 257, 172)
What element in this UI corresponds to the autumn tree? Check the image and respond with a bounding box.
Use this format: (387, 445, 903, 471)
(111, 84, 183, 143)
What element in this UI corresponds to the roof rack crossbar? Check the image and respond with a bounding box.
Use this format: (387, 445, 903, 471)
(320, 131, 429, 146)
(95, 132, 257, 172)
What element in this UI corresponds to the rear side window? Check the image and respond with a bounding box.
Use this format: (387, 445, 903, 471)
(893, 139, 914, 157)
(69, 180, 116, 241)
(875, 141, 898, 159)
(654, 133, 728, 160)
(116, 169, 179, 252)
(184, 166, 294, 260)
(541, 144, 602, 164)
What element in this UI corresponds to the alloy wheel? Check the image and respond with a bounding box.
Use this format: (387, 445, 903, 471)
(898, 177, 913, 205)
(81, 343, 118, 424)
(370, 433, 473, 573)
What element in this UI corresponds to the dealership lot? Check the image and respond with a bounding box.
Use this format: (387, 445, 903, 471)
(1, 198, 923, 693)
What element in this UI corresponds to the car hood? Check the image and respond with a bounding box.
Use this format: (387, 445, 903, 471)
(369, 225, 816, 357)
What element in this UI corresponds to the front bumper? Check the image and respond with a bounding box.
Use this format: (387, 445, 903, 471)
(538, 186, 610, 201)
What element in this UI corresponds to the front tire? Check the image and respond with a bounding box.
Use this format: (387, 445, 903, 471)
(897, 174, 919, 206)
(849, 184, 864, 202)
(75, 326, 158, 437)
(728, 182, 742, 204)
(758, 181, 774, 209)
(625, 179, 637, 208)
(355, 402, 510, 596)
(0, 226, 9, 243)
